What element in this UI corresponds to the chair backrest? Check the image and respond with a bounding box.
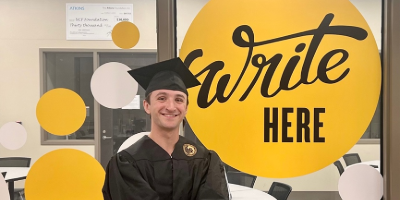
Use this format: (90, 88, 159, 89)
(343, 153, 361, 166)
(334, 160, 344, 175)
(223, 163, 240, 172)
(118, 132, 150, 153)
(226, 171, 257, 188)
(1, 172, 6, 178)
(267, 182, 292, 200)
(0, 157, 31, 167)
(222, 166, 232, 200)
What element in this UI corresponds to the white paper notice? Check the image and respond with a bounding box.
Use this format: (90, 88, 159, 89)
(122, 95, 141, 109)
(66, 4, 133, 40)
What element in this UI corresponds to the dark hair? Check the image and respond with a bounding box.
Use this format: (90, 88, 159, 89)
(145, 93, 151, 105)
(144, 92, 189, 105)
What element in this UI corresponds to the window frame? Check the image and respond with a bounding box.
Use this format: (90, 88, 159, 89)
(358, 139, 380, 144)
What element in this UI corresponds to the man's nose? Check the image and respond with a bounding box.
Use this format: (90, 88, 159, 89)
(165, 99, 176, 111)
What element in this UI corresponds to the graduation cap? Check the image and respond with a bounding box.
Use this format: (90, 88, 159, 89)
(128, 57, 201, 97)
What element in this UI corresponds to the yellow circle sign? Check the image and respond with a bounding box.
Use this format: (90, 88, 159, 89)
(180, 0, 381, 178)
(112, 21, 140, 49)
(36, 88, 86, 136)
(25, 149, 105, 200)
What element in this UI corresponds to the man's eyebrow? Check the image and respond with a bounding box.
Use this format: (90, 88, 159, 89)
(155, 92, 167, 96)
(175, 94, 186, 99)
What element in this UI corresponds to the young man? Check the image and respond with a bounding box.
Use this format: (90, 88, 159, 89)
(102, 58, 230, 200)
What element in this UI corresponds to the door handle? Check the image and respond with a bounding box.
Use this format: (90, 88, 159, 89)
(102, 136, 112, 140)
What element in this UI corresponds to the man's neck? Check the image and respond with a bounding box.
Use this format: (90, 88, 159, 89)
(148, 127, 180, 156)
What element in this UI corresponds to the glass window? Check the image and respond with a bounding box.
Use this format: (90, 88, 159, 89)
(98, 52, 157, 155)
(361, 97, 381, 139)
(41, 51, 157, 148)
(42, 52, 94, 142)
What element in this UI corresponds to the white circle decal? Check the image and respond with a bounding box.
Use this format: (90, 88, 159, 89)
(338, 164, 383, 200)
(0, 122, 27, 150)
(91, 62, 138, 108)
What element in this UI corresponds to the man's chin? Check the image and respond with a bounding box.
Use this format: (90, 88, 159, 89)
(160, 124, 180, 132)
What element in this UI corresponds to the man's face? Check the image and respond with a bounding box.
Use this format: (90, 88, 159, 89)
(143, 89, 188, 132)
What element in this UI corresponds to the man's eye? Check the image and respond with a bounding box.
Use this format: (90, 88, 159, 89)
(176, 98, 184, 102)
(158, 96, 166, 101)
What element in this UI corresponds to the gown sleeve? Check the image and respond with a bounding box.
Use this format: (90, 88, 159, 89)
(196, 150, 230, 200)
(102, 151, 160, 200)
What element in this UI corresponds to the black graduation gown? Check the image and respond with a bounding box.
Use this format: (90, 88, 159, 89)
(102, 135, 230, 200)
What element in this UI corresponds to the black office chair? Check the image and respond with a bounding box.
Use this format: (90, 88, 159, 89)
(0, 157, 31, 200)
(267, 182, 292, 200)
(343, 153, 362, 166)
(223, 163, 240, 172)
(333, 160, 344, 176)
(226, 171, 257, 188)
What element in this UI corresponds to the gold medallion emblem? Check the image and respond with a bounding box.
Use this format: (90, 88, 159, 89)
(183, 144, 197, 156)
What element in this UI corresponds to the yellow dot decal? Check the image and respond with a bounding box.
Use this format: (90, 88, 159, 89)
(36, 88, 86, 136)
(112, 21, 140, 49)
(180, 0, 381, 178)
(25, 149, 105, 200)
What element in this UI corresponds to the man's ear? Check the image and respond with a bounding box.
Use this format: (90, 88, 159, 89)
(143, 100, 151, 114)
(184, 104, 188, 115)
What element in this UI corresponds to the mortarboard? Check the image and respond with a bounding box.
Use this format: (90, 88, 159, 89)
(127, 57, 201, 97)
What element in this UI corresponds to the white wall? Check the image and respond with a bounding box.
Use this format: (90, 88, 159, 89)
(177, 0, 382, 50)
(351, 0, 382, 50)
(0, 0, 156, 187)
(0, 0, 381, 191)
